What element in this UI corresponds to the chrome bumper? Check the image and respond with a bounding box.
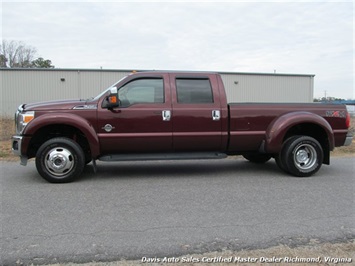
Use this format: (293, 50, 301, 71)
(11, 135, 28, 165)
(343, 133, 353, 146)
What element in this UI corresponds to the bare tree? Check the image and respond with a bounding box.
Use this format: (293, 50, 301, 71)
(15, 45, 36, 68)
(0, 40, 41, 68)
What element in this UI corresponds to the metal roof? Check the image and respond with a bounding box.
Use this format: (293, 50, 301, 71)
(0, 67, 315, 77)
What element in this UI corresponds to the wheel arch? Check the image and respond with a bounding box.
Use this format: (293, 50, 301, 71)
(24, 113, 100, 159)
(265, 112, 334, 164)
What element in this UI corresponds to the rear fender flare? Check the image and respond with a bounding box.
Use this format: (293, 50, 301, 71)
(24, 113, 100, 158)
(265, 111, 334, 154)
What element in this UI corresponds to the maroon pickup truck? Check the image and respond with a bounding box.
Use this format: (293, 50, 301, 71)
(12, 71, 352, 183)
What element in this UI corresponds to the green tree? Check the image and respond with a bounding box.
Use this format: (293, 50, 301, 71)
(0, 54, 7, 67)
(31, 57, 54, 68)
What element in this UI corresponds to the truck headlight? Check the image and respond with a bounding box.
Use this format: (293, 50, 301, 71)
(16, 110, 35, 134)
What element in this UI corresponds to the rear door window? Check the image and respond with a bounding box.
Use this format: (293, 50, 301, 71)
(176, 78, 213, 104)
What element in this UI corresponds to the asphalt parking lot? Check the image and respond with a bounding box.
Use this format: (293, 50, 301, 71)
(1, 157, 354, 265)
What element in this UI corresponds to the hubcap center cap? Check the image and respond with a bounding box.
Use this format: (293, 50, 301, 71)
(296, 150, 308, 163)
(50, 155, 67, 170)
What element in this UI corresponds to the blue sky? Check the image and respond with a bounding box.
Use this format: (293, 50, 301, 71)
(1, 0, 353, 99)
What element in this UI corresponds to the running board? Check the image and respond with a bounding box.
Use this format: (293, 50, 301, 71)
(98, 152, 227, 162)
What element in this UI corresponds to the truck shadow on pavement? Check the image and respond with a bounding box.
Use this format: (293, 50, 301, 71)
(79, 158, 285, 182)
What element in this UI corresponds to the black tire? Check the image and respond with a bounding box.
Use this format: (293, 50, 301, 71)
(275, 155, 287, 173)
(243, 153, 272, 164)
(282, 136, 323, 177)
(35, 137, 85, 183)
(275, 136, 300, 174)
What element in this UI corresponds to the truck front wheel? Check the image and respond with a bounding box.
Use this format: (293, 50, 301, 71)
(281, 136, 323, 177)
(36, 137, 85, 183)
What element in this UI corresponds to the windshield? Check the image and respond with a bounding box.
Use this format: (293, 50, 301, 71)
(91, 76, 127, 101)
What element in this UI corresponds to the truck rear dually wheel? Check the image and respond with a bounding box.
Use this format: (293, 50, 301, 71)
(275, 136, 299, 174)
(36, 137, 85, 183)
(281, 136, 323, 177)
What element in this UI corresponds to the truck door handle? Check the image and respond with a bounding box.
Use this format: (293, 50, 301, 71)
(162, 110, 171, 121)
(212, 110, 221, 121)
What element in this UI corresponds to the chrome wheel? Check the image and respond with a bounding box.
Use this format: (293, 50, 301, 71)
(281, 135, 323, 177)
(45, 147, 74, 177)
(293, 143, 317, 171)
(36, 137, 85, 183)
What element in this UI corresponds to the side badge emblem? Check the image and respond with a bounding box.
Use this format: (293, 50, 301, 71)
(102, 124, 115, 132)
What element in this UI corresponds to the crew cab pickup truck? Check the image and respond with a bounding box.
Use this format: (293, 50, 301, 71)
(12, 71, 353, 183)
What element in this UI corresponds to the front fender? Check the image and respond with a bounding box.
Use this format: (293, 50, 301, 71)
(265, 111, 334, 154)
(24, 113, 100, 158)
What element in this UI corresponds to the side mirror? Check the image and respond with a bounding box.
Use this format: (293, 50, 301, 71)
(103, 87, 120, 109)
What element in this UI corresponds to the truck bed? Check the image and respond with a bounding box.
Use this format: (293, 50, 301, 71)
(227, 102, 349, 152)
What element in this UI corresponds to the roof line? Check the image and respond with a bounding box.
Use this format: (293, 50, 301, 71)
(0, 68, 315, 77)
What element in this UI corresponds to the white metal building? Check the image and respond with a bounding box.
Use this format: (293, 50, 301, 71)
(220, 72, 314, 103)
(0, 68, 314, 117)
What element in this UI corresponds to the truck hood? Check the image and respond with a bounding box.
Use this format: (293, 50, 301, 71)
(22, 99, 95, 111)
